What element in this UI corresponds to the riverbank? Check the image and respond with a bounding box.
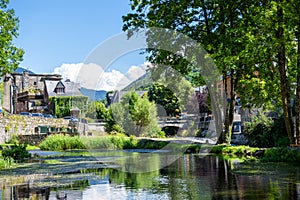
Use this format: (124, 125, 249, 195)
(1, 134, 299, 171)
(37, 134, 300, 163)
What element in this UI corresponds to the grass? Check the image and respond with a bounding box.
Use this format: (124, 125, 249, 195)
(39, 133, 141, 151)
(39, 134, 85, 151)
(39, 133, 171, 151)
(37, 134, 300, 164)
(0, 157, 14, 169)
(262, 147, 300, 162)
(211, 145, 259, 158)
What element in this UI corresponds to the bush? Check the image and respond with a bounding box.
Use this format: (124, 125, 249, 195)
(262, 147, 300, 162)
(244, 113, 289, 148)
(105, 91, 162, 137)
(81, 136, 115, 149)
(211, 145, 258, 158)
(0, 157, 14, 169)
(39, 134, 85, 151)
(2, 144, 31, 161)
(40, 133, 140, 151)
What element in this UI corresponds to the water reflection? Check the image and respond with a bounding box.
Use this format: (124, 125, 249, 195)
(0, 154, 299, 199)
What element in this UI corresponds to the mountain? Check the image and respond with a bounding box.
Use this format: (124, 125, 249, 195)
(14, 67, 35, 74)
(80, 87, 107, 101)
(122, 72, 152, 91)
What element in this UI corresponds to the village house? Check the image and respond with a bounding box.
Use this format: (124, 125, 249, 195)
(3, 68, 85, 115)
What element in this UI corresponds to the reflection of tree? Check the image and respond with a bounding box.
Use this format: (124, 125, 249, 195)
(4, 155, 300, 199)
(98, 168, 161, 190)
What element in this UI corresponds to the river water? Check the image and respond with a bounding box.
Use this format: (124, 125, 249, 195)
(0, 151, 299, 199)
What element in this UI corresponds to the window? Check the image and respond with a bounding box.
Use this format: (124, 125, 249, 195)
(54, 81, 65, 94)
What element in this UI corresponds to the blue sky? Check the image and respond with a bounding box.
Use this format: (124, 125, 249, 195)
(8, 0, 147, 90)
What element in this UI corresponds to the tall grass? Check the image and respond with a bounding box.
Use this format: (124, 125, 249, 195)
(0, 156, 14, 169)
(39, 134, 85, 151)
(39, 133, 140, 151)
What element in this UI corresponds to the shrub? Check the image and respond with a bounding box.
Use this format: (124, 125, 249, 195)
(0, 157, 14, 169)
(39, 134, 85, 151)
(211, 145, 258, 158)
(2, 144, 31, 161)
(105, 91, 162, 137)
(244, 113, 289, 148)
(262, 147, 300, 162)
(7, 134, 19, 144)
(81, 136, 114, 149)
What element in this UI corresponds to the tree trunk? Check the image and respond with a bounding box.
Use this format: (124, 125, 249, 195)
(295, 15, 300, 145)
(223, 72, 229, 143)
(276, 0, 295, 144)
(223, 69, 236, 144)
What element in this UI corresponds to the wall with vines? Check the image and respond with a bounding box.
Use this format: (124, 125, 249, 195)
(49, 96, 88, 117)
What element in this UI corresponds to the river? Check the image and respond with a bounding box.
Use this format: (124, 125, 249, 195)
(0, 150, 299, 199)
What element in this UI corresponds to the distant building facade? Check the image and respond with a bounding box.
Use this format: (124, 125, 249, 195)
(3, 69, 85, 115)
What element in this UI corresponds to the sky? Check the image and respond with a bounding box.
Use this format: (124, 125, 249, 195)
(8, 0, 147, 91)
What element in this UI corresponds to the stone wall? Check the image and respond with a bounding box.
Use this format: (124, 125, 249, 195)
(0, 114, 69, 144)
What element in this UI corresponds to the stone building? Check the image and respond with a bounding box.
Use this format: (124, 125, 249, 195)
(3, 68, 85, 115)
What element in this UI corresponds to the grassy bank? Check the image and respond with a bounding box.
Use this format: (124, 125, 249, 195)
(39, 133, 170, 151)
(38, 134, 300, 163)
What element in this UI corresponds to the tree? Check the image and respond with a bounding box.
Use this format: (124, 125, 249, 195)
(122, 0, 261, 144)
(106, 91, 162, 137)
(148, 83, 180, 117)
(243, 0, 300, 145)
(86, 101, 107, 121)
(0, 0, 24, 75)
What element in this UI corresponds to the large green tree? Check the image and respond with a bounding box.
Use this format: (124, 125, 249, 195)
(0, 0, 24, 75)
(106, 91, 162, 137)
(241, 0, 300, 145)
(123, 0, 262, 143)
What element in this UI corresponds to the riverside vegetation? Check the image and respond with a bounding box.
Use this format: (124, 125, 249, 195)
(38, 133, 300, 163)
(0, 133, 299, 170)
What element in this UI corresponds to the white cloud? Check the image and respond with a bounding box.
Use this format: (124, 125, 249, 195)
(52, 62, 148, 91)
(53, 63, 82, 81)
(98, 69, 131, 91)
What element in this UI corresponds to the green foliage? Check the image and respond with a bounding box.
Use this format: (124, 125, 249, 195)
(211, 145, 259, 158)
(238, 77, 275, 109)
(148, 83, 180, 116)
(7, 134, 19, 144)
(106, 91, 162, 137)
(39, 134, 85, 151)
(122, 0, 300, 145)
(80, 136, 115, 150)
(0, 156, 14, 168)
(0, 156, 14, 169)
(49, 96, 88, 117)
(0, 0, 24, 75)
(86, 101, 107, 120)
(0, 82, 3, 105)
(262, 148, 300, 162)
(38, 134, 170, 151)
(2, 144, 30, 161)
(82, 134, 140, 150)
(244, 113, 289, 148)
(109, 133, 139, 149)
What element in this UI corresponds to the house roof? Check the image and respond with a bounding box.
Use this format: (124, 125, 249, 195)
(55, 81, 65, 89)
(45, 80, 83, 97)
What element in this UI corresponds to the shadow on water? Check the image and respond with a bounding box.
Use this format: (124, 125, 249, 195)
(0, 150, 299, 199)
